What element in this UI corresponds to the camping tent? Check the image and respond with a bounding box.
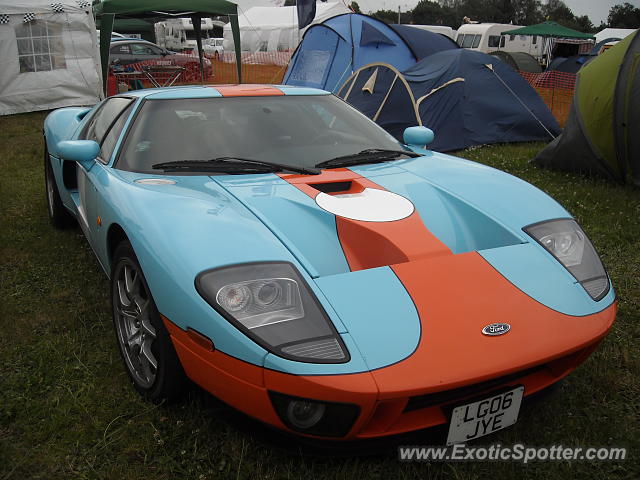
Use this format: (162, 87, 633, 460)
(546, 54, 591, 74)
(96, 18, 156, 42)
(338, 49, 560, 152)
(283, 13, 458, 93)
(533, 31, 640, 185)
(490, 51, 542, 73)
(502, 21, 594, 40)
(0, 0, 102, 115)
(221, 3, 350, 54)
(388, 24, 459, 59)
(94, 0, 243, 90)
(502, 21, 594, 64)
(595, 28, 635, 44)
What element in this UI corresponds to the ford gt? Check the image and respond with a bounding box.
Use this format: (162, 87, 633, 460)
(43, 84, 616, 444)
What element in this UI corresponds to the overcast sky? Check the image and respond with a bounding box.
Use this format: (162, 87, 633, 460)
(354, 0, 640, 27)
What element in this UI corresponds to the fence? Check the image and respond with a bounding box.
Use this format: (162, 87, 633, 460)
(210, 51, 292, 84)
(108, 51, 291, 95)
(108, 52, 578, 129)
(517, 70, 577, 127)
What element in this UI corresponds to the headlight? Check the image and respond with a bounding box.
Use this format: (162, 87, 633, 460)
(196, 262, 349, 363)
(524, 219, 609, 301)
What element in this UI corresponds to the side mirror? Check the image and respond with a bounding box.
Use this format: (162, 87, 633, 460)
(57, 140, 100, 170)
(403, 126, 434, 148)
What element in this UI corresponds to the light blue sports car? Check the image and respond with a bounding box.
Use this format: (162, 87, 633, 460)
(44, 84, 615, 444)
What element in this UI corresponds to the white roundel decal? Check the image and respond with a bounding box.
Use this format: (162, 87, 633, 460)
(315, 188, 414, 222)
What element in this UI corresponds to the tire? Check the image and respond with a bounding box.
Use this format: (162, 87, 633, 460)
(44, 141, 75, 229)
(111, 241, 186, 403)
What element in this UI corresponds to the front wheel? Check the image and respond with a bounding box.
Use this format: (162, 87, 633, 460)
(111, 241, 186, 402)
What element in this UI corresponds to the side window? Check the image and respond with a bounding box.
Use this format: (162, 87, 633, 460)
(488, 35, 500, 48)
(462, 34, 475, 48)
(130, 43, 157, 55)
(99, 102, 136, 164)
(82, 97, 134, 144)
(110, 44, 131, 55)
(532, 35, 537, 45)
(472, 35, 481, 48)
(500, 36, 505, 47)
(457, 34, 465, 47)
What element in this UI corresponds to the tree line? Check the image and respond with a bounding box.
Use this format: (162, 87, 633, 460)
(368, 0, 640, 32)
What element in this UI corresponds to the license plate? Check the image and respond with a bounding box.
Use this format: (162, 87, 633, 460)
(446, 386, 524, 445)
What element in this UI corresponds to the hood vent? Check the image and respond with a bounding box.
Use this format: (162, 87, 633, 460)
(309, 181, 354, 194)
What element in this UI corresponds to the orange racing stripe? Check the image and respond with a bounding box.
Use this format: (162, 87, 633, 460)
(279, 170, 451, 271)
(212, 84, 285, 97)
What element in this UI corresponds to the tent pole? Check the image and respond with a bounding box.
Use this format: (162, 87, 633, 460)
(192, 14, 205, 84)
(230, 13, 242, 83)
(99, 13, 115, 96)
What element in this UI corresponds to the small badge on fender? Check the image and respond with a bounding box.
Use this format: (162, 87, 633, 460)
(482, 323, 511, 336)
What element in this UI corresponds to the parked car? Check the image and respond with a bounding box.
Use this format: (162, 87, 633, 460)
(109, 39, 212, 79)
(202, 37, 224, 59)
(43, 85, 615, 444)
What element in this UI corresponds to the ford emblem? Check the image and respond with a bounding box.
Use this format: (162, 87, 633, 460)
(482, 323, 511, 336)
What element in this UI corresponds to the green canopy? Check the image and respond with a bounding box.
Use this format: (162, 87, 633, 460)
(96, 18, 155, 42)
(94, 0, 242, 93)
(501, 21, 594, 39)
(533, 31, 640, 185)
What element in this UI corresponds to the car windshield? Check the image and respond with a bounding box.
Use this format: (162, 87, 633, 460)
(116, 95, 407, 173)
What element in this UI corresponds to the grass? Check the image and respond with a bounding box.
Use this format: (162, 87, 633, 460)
(0, 112, 638, 480)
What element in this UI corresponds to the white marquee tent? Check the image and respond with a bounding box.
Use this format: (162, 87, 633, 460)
(594, 28, 636, 44)
(222, 2, 350, 54)
(0, 0, 102, 115)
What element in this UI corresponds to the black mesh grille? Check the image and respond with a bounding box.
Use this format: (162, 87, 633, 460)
(403, 365, 545, 413)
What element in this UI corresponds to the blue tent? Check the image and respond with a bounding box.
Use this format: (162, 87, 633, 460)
(338, 49, 561, 151)
(283, 14, 458, 93)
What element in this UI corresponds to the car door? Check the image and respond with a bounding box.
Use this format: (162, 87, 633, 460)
(130, 42, 166, 65)
(77, 97, 135, 245)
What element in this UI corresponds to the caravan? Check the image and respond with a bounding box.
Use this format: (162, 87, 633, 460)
(154, 17, 223, 52)
(456, 23, 543, 60)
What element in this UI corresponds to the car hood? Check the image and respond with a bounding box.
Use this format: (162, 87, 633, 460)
(209, 152, 615, 379)
(114, 152, 615, 380)
(212, 151, 565, 279)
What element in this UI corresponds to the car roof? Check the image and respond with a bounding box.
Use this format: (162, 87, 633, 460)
(116, 84, 330, 100)
(110, 38, 156, 45)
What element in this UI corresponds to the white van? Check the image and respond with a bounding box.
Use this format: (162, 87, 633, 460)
(405, 24, 456, 40)
(456, 23, 544, 61)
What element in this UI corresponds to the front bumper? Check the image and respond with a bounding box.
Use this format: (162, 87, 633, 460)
(163, 303, 614, 441)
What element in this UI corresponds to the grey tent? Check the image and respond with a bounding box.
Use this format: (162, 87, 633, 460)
(533, 31, 640, 185)
(490, 51, 542, 73)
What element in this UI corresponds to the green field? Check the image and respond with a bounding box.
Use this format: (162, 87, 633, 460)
(1, 111, 638, 479)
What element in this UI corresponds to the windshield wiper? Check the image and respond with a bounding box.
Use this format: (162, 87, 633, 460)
(315, 149, 419, 169)
(153, 157, 319, 175)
